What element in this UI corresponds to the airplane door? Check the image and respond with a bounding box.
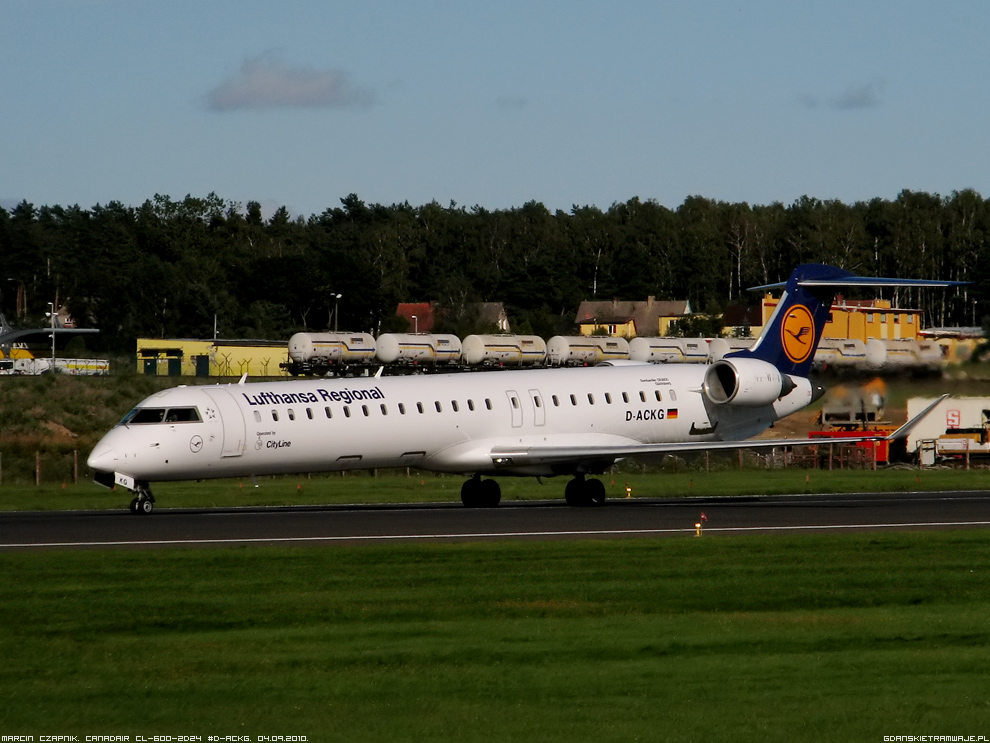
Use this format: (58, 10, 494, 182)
(204, 388, 246, 457)
(528, 389, 546, 426)
(506, 390, 523, 428)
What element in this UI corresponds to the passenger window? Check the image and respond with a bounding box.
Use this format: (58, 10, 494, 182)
(588, 394, 595, 405)
(435, 401, 443, 413)
(417, 402, 424, 414)
(399, 403, 406, 414)
(452, 400, 459, 412)
(534, 396, 541, 408)
(324, 407, 332, 419)
(639, 392, 646, 402)
(511, 397, 519, 409)
(288, 409, 295, 421)
(253, 411, 262, 423)
(605, 393, 612, 404)
(306, 408, 313, 419)
(552, 395, 559, 406)
(272, 410, 279, 422)
(622, 392, 629, 403)
(344, 406, 351, 418)
(655, 391, 662, 401)
(381, 404, 388, 415)
(670, 390, 678, 401)
(467, 400, 475, 411)
(485, 399, 493, 410)
(570, 394, 577, 406)
(362, 405, 369, 417)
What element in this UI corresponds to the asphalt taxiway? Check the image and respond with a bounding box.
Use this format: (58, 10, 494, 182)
(1, 490, 989, 550)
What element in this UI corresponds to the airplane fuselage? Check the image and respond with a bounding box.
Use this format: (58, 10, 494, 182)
(88, 363, 813, 488)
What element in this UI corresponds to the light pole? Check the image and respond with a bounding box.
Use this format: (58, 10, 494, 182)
(333, 294, 342, 332)
(47, 302, 56, 373)
(411, 314, 418, 333)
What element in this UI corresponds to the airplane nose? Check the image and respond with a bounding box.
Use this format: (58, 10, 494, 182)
(87, 443, 118, 472)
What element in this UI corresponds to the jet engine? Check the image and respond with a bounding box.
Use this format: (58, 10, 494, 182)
(703, 358, 794, 407)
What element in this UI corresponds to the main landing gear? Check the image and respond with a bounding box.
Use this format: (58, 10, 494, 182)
(128, 484, 156, 515)
(460, 475, 502, 508)
(564, 475, 607, 507)
(459, 474, 607, 508)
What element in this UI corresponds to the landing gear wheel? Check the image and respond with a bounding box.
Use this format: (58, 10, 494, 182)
(129, 484, 156, 515)
(586, 478, 606, 506)
(565, 478, 586, 507)
(461, 477, 502, 508)
(480, 478, 501, 508)
(461, 477, 482, 508)
(565, 477, 606, 507)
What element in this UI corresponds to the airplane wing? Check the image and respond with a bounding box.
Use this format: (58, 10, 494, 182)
(490, 395, 947, 470)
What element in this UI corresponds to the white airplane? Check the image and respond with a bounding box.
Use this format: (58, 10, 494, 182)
(88, 264, 958, 514)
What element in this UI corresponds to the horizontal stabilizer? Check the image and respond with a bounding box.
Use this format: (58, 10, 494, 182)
(750, 276, 969, 290)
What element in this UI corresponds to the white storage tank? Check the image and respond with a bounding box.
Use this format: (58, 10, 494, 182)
(461, 334, 548, 365)
(882, 339, 922, 369)
(375, 333, 462, 364)
(916, 339, 944, 370)
(864, 339, 888, 369)
(814, 338, 869, 368)
(287, 332, 376, 365)
(546, 335, 630, 365)
(708, 337, 755, 362)
(628, 337, 711, 363)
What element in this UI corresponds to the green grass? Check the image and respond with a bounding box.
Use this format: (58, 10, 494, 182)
(1, 531, 989, 739)
(0, 465, 988, 512)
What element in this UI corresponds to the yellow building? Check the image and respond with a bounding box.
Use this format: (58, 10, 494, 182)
(136, 338, 291, 377)
(757, 294, 923, 342)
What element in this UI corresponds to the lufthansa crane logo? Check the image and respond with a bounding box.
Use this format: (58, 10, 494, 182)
(781, 304, 815, 364)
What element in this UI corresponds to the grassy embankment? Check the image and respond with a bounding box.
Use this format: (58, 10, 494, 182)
(1, 531, 988, 739)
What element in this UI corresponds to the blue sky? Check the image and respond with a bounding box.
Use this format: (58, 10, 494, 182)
(2, 0, 988, 218)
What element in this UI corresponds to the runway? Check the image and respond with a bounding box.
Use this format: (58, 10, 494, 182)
(2, 490, 990, 550)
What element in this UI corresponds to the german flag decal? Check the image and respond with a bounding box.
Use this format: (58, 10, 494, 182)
(667, 408, 678, 419)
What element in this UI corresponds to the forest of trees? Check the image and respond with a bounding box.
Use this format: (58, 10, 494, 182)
(1, 189, 989, 352)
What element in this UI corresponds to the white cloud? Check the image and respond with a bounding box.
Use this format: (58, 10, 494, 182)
(207, 53, 375, 111)
(830, 82, 884, 110)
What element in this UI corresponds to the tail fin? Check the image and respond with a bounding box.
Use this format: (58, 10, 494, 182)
(729, 264, 966, 378)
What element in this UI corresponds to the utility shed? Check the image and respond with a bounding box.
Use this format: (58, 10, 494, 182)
(906, 396, 990, 454)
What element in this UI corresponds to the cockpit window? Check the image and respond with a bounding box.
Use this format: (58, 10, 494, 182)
(129, 408, 166, 424)
(120, 407, 201, 425)
(165, 407, 201, 422)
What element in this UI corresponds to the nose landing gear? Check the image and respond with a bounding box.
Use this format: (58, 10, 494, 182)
(128, 485, 156, 515)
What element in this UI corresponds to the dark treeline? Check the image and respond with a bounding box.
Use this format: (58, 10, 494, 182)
(1, 190, 988, 352)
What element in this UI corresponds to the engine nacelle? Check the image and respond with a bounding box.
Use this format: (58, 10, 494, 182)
(703, 357, 791, 407)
